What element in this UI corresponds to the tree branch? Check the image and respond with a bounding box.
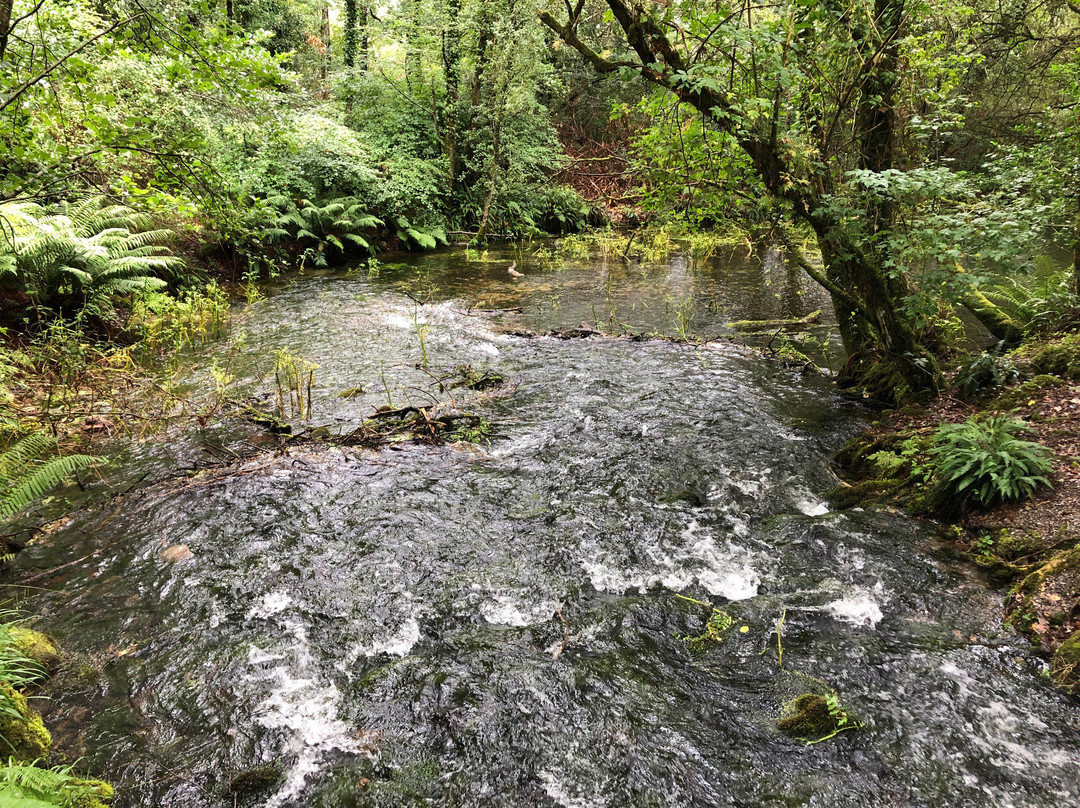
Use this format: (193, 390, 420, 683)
(539, 11, 621, 73)
(0, 14, 142, 113)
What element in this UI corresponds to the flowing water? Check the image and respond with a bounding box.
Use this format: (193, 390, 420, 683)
(8, 246, 1080, 807)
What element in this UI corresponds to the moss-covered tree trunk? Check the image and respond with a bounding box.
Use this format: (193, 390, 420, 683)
(1073, 200, 1080, 295)
(344, 0, 357, 68)
(0, 0, 13, 61)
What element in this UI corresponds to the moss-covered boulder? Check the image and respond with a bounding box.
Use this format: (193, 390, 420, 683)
(1050, 632, 1080, 693)
(71, 779, 115, 808)
(827, 479, 904, 510)
(0, 682, 51, 762)
(987, 374, 1065, 411)
(9, 627, 62, 672)
(1011, 335, 1080, 379)
(777, 693, 842, 741)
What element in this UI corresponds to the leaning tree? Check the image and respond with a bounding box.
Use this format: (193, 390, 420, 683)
(541, 0, 945, 402)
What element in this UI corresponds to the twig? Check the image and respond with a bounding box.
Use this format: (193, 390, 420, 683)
(553, 604, 570, 660)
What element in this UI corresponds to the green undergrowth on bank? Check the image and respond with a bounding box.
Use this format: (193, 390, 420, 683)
(0, 618, 115, 807)
(829, 327, 1080, 692)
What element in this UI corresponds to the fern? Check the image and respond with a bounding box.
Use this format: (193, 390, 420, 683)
(0, 198, 182, 308)
(275, 197, 383, 263)
(0, 758, 111, 806)
(0, 436, 97, 521)
(393, 216, 447, 251)
(933, 414, 1052, 507)
(982, 263, 1080, 335)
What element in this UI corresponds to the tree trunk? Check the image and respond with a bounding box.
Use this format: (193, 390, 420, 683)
(475, 122, 501, 242)
(1074, 199, 1080, 295)
(442, 0, 463, 190)
(320, 3, 331, 81)
(344, 0, 357, 68)
(359, 3, 369, 71)
(0, 0, 14, 62)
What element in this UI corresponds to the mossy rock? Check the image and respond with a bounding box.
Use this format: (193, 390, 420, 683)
(227, 765, 283, 799)
(9, 627, 61, 672)
(1011, 335, 1080, 379)
(0, 682, 51, 762)
(1050, 632, 1080, 693)
(987, 374, 1066, 411)
(827, 479, 904, 510)
(71, 779, 115, 808)
(776, 693, 843, 741)
(1007, 545, 1080, 650)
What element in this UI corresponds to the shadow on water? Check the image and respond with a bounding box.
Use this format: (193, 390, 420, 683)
(7, 245, 1080, 807)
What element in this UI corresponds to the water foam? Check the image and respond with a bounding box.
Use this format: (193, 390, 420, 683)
(246, 598, 366, 806)
(480, 593, 559, 627)
(582, 520, 760, 601)
(824, 584, 885, 628)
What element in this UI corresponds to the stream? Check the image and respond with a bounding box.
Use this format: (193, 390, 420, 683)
(8, 245, 1080, 807)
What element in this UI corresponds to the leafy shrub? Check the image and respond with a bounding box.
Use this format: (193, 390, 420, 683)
(217, 112, 379, 202)
(953, 349, 1019, 400)
(933, 414, 1052, 507)
(536, 186, 593, 235)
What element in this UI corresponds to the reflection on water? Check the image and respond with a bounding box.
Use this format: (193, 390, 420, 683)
(7, 245, 1080, 808)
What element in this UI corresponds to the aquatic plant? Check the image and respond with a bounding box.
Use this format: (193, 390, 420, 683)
(128, 283, 230, 359)
(272, 349, 317, 420)
(933, 414, 1052, 507)
(676, 594, 734, 654)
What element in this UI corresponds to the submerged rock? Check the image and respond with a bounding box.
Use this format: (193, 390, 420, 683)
(161, 544, 194, 563)
(227, 765, 283, 800)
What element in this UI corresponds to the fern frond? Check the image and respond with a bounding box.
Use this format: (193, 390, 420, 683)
(1, 450, 97, 520)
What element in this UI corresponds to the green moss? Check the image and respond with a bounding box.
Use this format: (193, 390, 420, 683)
(1050, 632, 1080, 693)
(9, 627, 61, 672)
(827, 479, 903, 509)
(1012, 335, 1080, 379)
(1008, 545, 1080, 639)
(995, 529, 1046, 562)
(71, 779, 115, 807)
(776, 693, 843, 740)
(987, 374, 1065, 411)
(0, 682, 51, 762)
(834, 432, 893, 473)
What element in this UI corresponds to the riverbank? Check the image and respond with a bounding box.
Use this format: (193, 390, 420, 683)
(828, 335, 1080, 693)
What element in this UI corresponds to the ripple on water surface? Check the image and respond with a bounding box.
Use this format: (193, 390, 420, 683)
(14, 262, 1080, 808)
